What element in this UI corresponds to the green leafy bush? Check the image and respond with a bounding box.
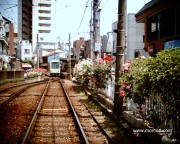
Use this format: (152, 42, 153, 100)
(120, 48, 180, 104)
(121, 48, 180, 142)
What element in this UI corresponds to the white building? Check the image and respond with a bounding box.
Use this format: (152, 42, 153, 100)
(111, 14, 148, 61)
(126, 13, 149, 60)
(17, 40, 32, 61)
(32, 0, 57, 53)
(0, 14, 9, 70)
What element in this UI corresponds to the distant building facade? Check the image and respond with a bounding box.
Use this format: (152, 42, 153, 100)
(0, 14, 16, 70)
(73, 37, 86, 59)
(126, 13, 149, 60)
(17, 40, 32, 61)
(111, 14, 148, 61)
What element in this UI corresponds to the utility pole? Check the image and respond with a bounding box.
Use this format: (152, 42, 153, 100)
(113, 0, 126, 116)
(90, 19, 94, 60)
(93, 0, 101, 61)
(68, 33, 72, 80)
(37, 33, 39, 69)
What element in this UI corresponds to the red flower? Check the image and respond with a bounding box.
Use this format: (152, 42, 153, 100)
(103, 56, 113, 63)
(123, 60, 131, 71)
(125, 85, 131, 90)
(121, 85, 126, 90)
(119, 90, 125, 97)
(123, 66, 129, 71)
(99, 58, 103, 65)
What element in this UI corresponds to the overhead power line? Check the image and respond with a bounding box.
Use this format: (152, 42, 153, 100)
(4, 5, 17, 10)
(72, 0, 90, 39)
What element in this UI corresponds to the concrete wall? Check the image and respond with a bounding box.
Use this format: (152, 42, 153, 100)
(0, 71, 24, 81)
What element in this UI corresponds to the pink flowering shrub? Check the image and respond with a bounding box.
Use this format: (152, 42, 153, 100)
(90, 56, 113, 89)
(25, 68, 47, 78)
(74, 56, 114, 89)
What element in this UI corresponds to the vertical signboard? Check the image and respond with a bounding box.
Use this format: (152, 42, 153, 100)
(94, 42, 101, 52)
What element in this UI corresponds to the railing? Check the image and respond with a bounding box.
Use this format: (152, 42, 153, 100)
(128, 83, 180, 143)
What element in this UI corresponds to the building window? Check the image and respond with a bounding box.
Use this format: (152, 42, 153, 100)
(143, 35, 145, 43)
(51, 62, 59, 69)
(176, 6, 180, 35)
(25, 49, 30, 54)
(147, 16, 159, 41)
(160, 9, 175, 38)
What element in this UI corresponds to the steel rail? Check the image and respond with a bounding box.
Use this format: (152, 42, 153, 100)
(0, 79, 48, 93)
(0, 81, 48, 110)
(21, 79, 51, 144)
(59, 79, 89, 144)
(82, 102, 114, 143)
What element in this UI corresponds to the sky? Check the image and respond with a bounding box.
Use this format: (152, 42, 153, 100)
(0, 0, 18, 31)
(55, 0, 151, 42)
(0, 0, 151, 42)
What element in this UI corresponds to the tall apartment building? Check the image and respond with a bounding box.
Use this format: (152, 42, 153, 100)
(19, 0, 57, 50)
(18, 0, 32, 42)
(32, 0, 57, 54)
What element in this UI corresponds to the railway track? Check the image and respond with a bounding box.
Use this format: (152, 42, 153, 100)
(0, 79, 48, 92)
(0, 80, 49, 109)
(0, 77, 144, 144)
(22, 78, 110, 143)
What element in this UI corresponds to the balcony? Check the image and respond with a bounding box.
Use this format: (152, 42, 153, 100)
(22, 21, 29, 27)
(38, 16, 51, 20)
(22, 14, 28, 21)
(38, 26, 51, 31)
(38, 0, 51, 7)
(38, 6, 51, 11)
(22, 26, 29, 34)
(39, 20, 51, 25)
(39, 30, 51, 33)
(39, 13, 51, 18)
(22, 7, 28, 14)
(39, 23, 51, 27)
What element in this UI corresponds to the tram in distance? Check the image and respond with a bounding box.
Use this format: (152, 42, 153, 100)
(49, 59, 61, 77)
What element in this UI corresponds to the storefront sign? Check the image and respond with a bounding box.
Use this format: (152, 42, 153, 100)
(164, 40, 180, 49)
(147, 44, 154, 53)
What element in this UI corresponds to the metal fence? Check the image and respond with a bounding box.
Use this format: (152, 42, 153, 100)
(127, 82, 180, 143)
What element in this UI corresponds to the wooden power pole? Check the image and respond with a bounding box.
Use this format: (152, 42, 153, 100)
(93, 0, 101, 61)
(68, 33, 72, 80)
(113, 0, 126, 116)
